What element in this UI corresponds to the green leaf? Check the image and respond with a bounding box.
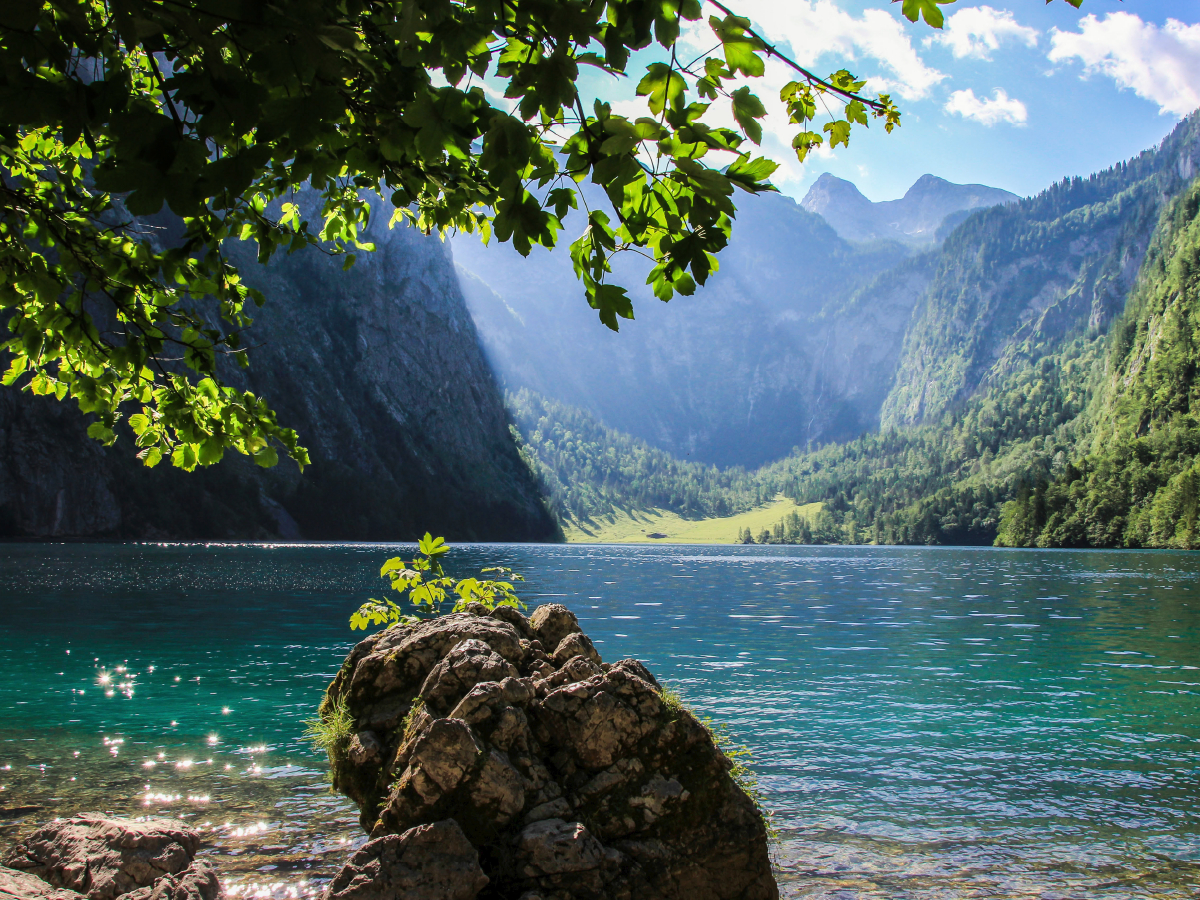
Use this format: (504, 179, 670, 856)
(823, 119, 852, 149)
(901, 0, 954, 28)
(725, 155, 779, 193)
(730, 87, 767, 145)
(588, 283, 634, 332)
(419, 533, 450, 557)
(791, 130, 823, 162)
(86, 421, 116, 444)
(1, 356, 27, 386)
(636, 63, 687, 116)
(710, 15, 765, 77)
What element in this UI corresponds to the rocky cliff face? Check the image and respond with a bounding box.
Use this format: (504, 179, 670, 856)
(0, 200, 558, 541)
(457, 191, 914, 468)
(800, 173, 1018, 246)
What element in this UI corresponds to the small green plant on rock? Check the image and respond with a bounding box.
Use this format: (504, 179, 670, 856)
(350, 534, 524, 631)
(304, 693, 354, 778)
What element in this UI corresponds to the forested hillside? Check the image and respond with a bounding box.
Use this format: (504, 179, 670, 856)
(508, 390, 765, 524)
(995, 179, 1200, 549)
(511, 112, 1200, 549)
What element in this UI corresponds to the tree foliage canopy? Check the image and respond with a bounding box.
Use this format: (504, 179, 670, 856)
(0, 0, 929, 471)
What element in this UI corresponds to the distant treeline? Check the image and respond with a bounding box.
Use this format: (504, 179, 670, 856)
(507, 389, 767, 523)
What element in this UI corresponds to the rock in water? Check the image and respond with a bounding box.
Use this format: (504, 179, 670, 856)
(2, 816, 218, 900)
(324, 820, 488, 900)
(319, 605, 778, 900)
(0, 866, 87, 900)
(119, 862, 222, 900)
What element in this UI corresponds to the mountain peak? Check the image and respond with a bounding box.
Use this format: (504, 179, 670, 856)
(801, 173, 873, 217)
(905, 174, 951, 197)
(801, 173, 1019, 246)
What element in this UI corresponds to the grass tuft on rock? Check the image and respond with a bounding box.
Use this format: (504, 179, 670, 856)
(305, 693, 355, 777)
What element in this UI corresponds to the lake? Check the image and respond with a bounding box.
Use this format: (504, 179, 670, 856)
(1, 542, 1198, 899)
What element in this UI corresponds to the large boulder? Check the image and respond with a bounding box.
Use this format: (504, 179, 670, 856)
(1, 816, 217, 900)
(318, 608, 777, 900)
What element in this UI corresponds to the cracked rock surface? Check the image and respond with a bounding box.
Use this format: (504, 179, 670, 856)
(320, 603, 777, 900)
(2, 816, 220, 900)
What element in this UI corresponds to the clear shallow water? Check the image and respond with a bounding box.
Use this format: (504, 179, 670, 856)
(1, 543, 1199, 899)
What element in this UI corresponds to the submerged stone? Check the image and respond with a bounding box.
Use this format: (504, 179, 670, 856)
(0, 866, 88, 900)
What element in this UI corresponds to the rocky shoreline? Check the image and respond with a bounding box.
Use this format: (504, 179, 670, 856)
(3, 604, 777, 900)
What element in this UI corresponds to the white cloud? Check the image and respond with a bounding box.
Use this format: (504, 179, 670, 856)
(944, 88, 1028, 126)
(664, 2, 947, 189)
(1048, 12, 1200, 116)
(685, 1, 946, 102)
(937, 6, 1038, 59)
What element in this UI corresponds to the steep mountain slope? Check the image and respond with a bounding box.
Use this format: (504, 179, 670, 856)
(508, 389, 764, 524)
(995, 177, 1200, 549)
(800, 173, 1018, 246)
(457, 190, 915, 469)
(883, 116, 1200, 430)
(0, 203, 557, 541)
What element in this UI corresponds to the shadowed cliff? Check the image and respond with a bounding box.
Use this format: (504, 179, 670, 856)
(0, 203, 558, 542)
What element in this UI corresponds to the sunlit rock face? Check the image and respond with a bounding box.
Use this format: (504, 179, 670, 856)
(0, 195, 556, 542)
(320, 605, 777, 900)
(457, 190, 916, 468)
(2, 815, 221, 900)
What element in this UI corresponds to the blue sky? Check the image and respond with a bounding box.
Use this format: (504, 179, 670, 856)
(571, 0, 1200, 202)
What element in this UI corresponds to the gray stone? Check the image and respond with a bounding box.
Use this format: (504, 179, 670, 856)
(0, 866, 87, 900)
(407, 719, 484, 802)
(516, 820, 605, 876)
(420, 639, 519, 714)
(347, 731, 383, 767)
(524, 799, 573, 824)
(551, 633, 601, 668)
(466, 750, 525, 824)
(324, 820, 487, 900)
(121, 862, 222, 900)
(324, 609, 779, 900)
(3, 815, 198, 900)
(488, 606, 534, 639)
(527, 605, 581, 655)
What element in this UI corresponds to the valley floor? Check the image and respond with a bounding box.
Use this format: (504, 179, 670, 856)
(563, 497, 822, 544)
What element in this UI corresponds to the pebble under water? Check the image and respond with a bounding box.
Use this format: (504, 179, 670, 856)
(1, 542, 1199, 899)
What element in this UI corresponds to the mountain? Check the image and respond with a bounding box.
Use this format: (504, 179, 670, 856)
(457, 190, 914, 469)
(508, 112, 1200, 550)
(883, 120, 1200, 431)
(0, 199, 558, 541)
(457, 171, 1020, 470)
(800, 173, 1018, 246)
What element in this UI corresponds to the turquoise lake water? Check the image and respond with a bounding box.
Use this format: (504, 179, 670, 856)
(1, 543, 1199, 899)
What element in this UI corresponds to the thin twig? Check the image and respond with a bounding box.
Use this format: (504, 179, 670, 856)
(707, 0, 887, 111)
